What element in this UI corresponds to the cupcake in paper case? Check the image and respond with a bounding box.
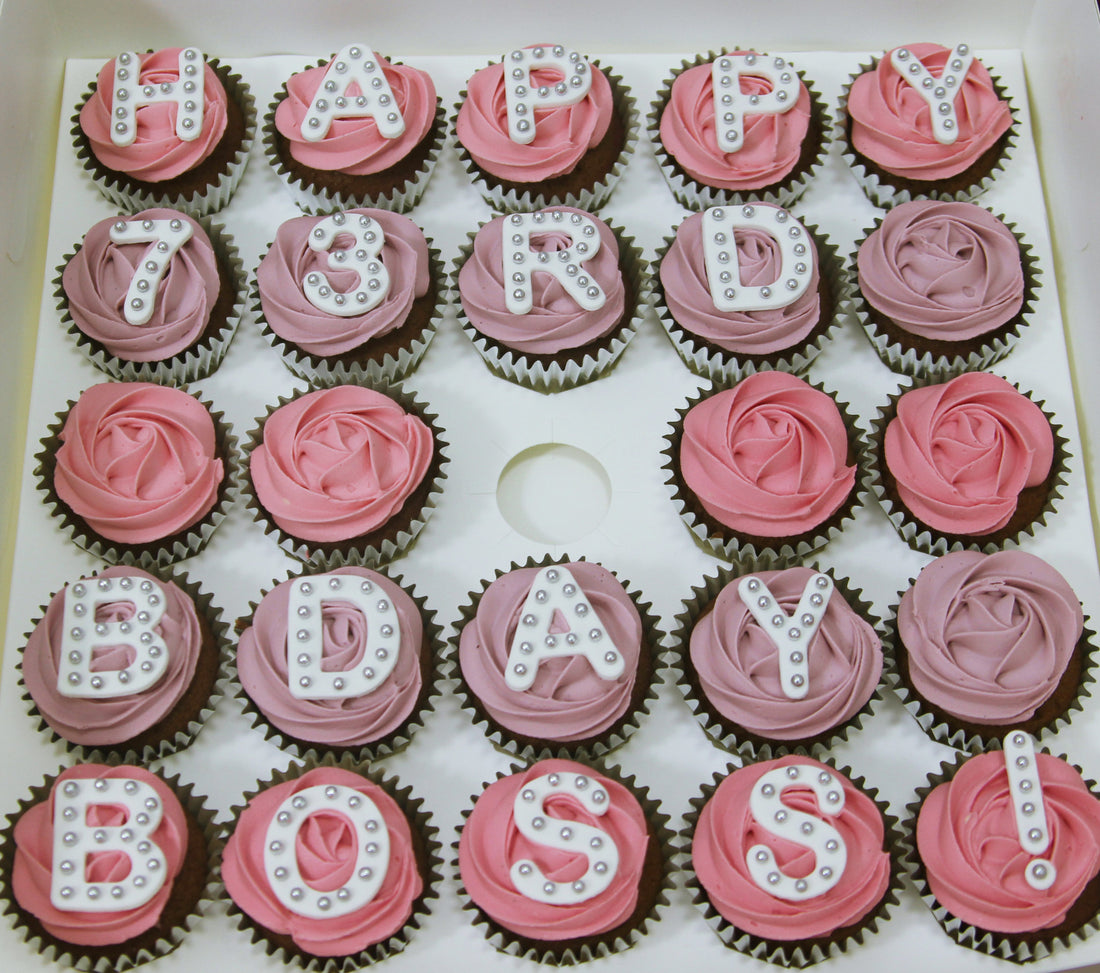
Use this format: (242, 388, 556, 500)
(655, 203, 847, 383)
(649, 50, 830, 210)
(853, 200, 1040, 376)
(454, 206, 649, 394)
(838, 43, 1016, 208)
(235, 565, 442, 761)
(253, 208, 444, 386)
(456, 757, 672, 964)
(685, 755, 903, 968)
(264, 44, 446, 213)
(221, 758, 441, 968)
(243, 383, 447, 570)
(34, 381, 237, 569)
(453, 44, 638, 212)
(72, 47, 256, 216)
(0, 762, 219, 971)
(57, 208, 246, 385)
(451, 556, 662, 761)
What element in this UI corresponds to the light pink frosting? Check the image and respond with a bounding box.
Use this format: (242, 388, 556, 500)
(897, 551, 1082, 725)
(680, 372, 856, 537)
(237, 567, 424, 747)
(53, 382, 224, 545)
(222, 767, 423, 957)
(659, 57, 812, 191)
(917, 751, 1100, 933)
(458, 562, 643, 743)
(857, 200, 1024, 341)
(847, 44, 1013, 182)
(458, 206, 625, 355)
(12, 765, 189, 946)
(63, 209, 220, 362)
(249, 385, 433, 544)
(661, 208, 822, 354)
(884, 373, 1053, 535)
(693, 755, 891, 941)
(257, 210, 430, 357)
(689, 568, 881, 740)
(274, 53, 436, 175)
(80, 49, 230, 182)
(459, 758, 650, 941)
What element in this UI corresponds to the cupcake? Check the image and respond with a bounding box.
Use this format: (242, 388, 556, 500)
(673, 564, 884, 759)
(35, 381, 236, 569)
(264, 43, 445, 213)
(452, 557, 661, 760)
(221, 759, 440, 967)
(650, 50, 830, 210)
(57, 208, 245, 385)
(840, 43, 1016, 207)
(889, 550, 1094, 752)
(72, 47, 256, 215)
(456, 757, 671, 963)
(235, 565, 442, 760)
(253, 208, 444, 385)
(0, 762, 219, 970)
(685, 755, 902, 967)
(244, 383, 447, 569)
(454, 206, 648, 393)
(655, 203, 846, 383)
(665, 371, 867, 564)
(853, 200, 1039, 375)
(453, 44, 638, 212)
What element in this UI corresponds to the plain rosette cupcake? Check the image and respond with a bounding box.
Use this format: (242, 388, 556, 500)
(264, 43, 445, 213)
(73, 47, 255, 215)
(243, 383, 447, 569)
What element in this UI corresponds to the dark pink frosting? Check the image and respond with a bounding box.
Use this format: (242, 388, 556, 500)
(884, 373, 1054, 535)
(53, 382, 224, 545)
(661, 208, 822, 354)
(222, 768, 423, 957)
(257, 209, 430, 357)
(80, 49, 230, 182)
(237, 567, 424, 747)
(458, 758, 650, 941)
(689, 568, 881, 740)
(857, 200, 1024, 341)
(458, 562, 643, 743)
(680, 372, 856, 537)
(917, 751, 1100, 933)
(12, 765, 189, 946)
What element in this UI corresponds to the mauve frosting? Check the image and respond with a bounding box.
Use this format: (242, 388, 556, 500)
(53, 382, 224, 545)
(680, 372, 856, 537)
(659, 58, 812, 191)
(249, 385, 432, 544)
(80, 49, 230, 182)
(238, 567, 424, 747)
(459, 758, 650, 941)
(917, 751, 1100, 934)
(858, 200, 1024, 341)
(661, 208, 822, 354)
(459, 206, 625, 356)
(456, 47, 614, 183)
(12, 765, 189, 947)
(898, 550, 1082, 725)
(257, 209, 430, 357)
(884, 373, 1053, 535)
(690, 568, 881, 740)
(222, 768, 423, 957)
(458, 562, 643, 743)
(63, 209, 220, 362)
(693, 755, 891, 941)
(847, 44, 1013, 182)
